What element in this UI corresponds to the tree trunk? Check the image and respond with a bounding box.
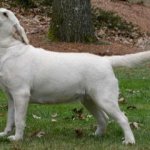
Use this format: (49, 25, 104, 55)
(49, 0, 95, 42)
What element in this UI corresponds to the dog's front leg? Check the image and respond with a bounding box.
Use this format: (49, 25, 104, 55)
(0, 98, 15, 137)
(7, 92, 29, 141)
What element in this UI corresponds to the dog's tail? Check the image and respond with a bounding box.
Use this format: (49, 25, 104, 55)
(107, 51, 150, 67)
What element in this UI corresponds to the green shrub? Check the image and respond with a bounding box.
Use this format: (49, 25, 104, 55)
(92, 8, 134, 32)
(92, 8, 142, 39)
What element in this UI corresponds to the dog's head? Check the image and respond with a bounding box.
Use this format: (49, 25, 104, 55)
(0, 8, 29, 45)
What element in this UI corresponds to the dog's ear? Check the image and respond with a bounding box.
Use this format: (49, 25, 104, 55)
(1, 8, 29, 44)
(13, 23, 29, 45)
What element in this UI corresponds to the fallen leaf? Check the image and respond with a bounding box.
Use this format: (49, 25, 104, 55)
(51, 113, 58, 118)
(51, 113, 58, 122)
(30, 130, 45, 138)
(119, 97, 126, 104)
(126, 89, 140, 95)
(127, 106, 137, 110)
(85, 114, 93, 121)
(75, 128, 84, 138)
(72, 108, 85, 120)
(130, 122, 142, 130)
(0, 113, 5, 117)
(0, 104, 8, 110)
(32, 114, 41, 120)
(36, 131, 45, 138)
(51, 118, 57, 122)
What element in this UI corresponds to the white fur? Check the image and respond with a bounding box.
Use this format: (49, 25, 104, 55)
(0, 8, 150, 144)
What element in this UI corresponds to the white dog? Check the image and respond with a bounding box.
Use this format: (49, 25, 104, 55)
(0, 8, 150, 144)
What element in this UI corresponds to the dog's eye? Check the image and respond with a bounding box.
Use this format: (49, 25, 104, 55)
(3, 12, 8, 18)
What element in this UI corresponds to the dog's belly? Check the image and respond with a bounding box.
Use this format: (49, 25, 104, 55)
(30, 75, 86, 104)
(30, 91, 85, 104)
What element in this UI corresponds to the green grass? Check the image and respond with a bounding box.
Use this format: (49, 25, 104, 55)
(0, 62, 150, 150)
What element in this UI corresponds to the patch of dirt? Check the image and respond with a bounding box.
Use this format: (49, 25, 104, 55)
(29, 33, 141, 55)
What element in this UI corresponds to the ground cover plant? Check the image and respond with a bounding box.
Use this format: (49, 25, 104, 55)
(0, 62, 150, 150)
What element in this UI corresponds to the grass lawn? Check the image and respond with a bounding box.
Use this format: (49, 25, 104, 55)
(0, 62, 150, 150)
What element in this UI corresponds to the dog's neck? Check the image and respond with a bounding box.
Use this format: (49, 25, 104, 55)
(0, 36, 26, 60)
(0, 35, 22, 48)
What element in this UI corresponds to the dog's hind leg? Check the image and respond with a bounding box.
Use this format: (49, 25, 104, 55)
(0, 95, 15, 137)
(100, 102, 135, 144)
(81, 97, 108, 136)
(90, 77, 135, 144)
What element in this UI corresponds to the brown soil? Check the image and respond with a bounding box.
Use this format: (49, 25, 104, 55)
(29, 33, 140, 55)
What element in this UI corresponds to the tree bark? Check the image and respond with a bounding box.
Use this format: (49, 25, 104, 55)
(49, 0, 95, 42)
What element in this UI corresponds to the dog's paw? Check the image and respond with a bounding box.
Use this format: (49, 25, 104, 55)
(7, 135, 22, 141)
(94, 130, 103, 136)
(94, 127, 105, 136)
(122, 138, 135, 145)
(0, 132, 7, 137)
